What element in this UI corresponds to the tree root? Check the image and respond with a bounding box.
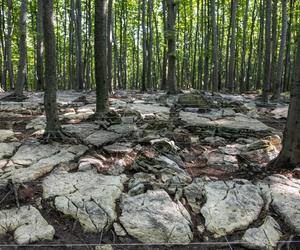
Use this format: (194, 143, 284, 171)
(42, 130, 78, 144)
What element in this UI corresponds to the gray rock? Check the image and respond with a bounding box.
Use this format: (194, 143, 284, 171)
(0, 206, 55, 245)
(62, 123, 99, 140)
(103, 143, 133, 155)
(242, 216, 282, 250)
(86, 130, 122, 147)
(95, 245, 113, 250)
(119, 190, 193, 243)
(0, 142, 20, 160)
(263, 175, 300, 233)
(201, 179, 264, 237)
(184, 178, 206, 213)
(107, 124, 137, 135)
(204, 151, 239, 173)
(113, 222, 127, 237)
(0, 129, 15, 142)
(43, 172, 127, 233)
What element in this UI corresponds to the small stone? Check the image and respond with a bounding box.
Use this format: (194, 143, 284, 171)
(197, 224, 205, 235)
(0, 130, 14, 142)
(128, 183, 145, 196)
(113, 223, 127, 237)
(95, 245, 113, 250)
(242, 216, 282, 250)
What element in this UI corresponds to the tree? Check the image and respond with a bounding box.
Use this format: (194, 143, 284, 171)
(228, 0, 238, 92)
(75, 0, 83, 90)
(166, 0, 177, 94)
(36, 0, 44, 91)
(262, 0, 272, 103)
(107, 0, 113, 93)
(211, 0, 219, 92)
(43, 0, 60, 137)
(272, 0, 288, 100)
(15, 0, 28, 99)
(95, 0, 109, 114)
(270, 30, 300, 169)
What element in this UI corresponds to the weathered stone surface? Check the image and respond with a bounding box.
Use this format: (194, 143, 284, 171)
(0, 142, 20, 160)
(271, 106, 288, 119)
(178, 94, 209, 108)
(43, 172, 127, 233)
(86, 130, 122, 147)
(204, 151, 239, 173)
(180, 112, 273, 138)
(0, 206, 55, 245)
(62, 123, 99, 140)
(119, 190, 193, 243)
(263, 175, 300, 234)
(128, 103, 170, 121)
(1, 143, 87, 183)
(26, 116, 46, 130)
(0, 130, 15, 142)
(95, 245, 113, 250)
(201, 180, 264, 237)
(107, 124, 137, 135)
(103, 143, 133, 155)
(184, 178, 206, 213)
(242, 216, 282, 250)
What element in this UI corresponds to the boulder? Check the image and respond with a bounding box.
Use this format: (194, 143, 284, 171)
(201, 179, 264, 237)
(0, 142, 20, 160)
(86, 130, 122, 147)
(43, 172, 127, 233)
(242, 216, 282, 250)
(263, 175, 300, 234)
(0, 129, 15, 142)
(0, 206, 55, 245)
(119, 190, 193, 243)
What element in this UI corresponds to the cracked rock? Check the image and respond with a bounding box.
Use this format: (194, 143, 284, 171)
(43, 172, 127, 233)
(201, 179, 264, 237)
(0, 206, 55, 245)
(263, 175, 300, 233)
(241, 216, 282, 250)
(119, 190, 193, 243)
(0, 130, 15, 142)
(0, 142, 20, 160)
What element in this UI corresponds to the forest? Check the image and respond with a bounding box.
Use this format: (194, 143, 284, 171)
(0, 0, 300, 249)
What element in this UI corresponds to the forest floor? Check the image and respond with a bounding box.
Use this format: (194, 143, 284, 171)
(0, 90, 299, 250)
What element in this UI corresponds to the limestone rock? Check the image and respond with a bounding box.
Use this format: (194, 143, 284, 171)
(0, 206, 55, 245)
(0, 142, 20, 160)
(119, 190, 193, 243)
(103, 143, 133, 155)
(242, 216, 282, 250)
(201, 179, 264, 237)
(263, 175, 300, 233)
(86, 130, 122, 147)
(95, 245, 113, 250)
(43, 172, 127, 233)
(0, 129, 14, 142)
(184, 178, 206, 213)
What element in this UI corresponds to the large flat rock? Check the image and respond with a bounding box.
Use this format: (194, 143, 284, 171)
(0, 130, 15, 142)
(0, 142, 20, 160)
(0, 206, 55, 245)
(119, 190, 193, 243)
(263, 175, 300, 234)
(201, 179, 264, 237)
(43, 172, 127, 233)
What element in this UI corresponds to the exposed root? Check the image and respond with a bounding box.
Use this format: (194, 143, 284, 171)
(42, 130, 77, 144)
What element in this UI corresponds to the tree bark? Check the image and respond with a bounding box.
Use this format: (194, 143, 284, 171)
(256, 0, 264, 90)
(271, 31, 300, 169)
(43, 0, 60, 134)
(166, 0, 177, 94)
(262, 0, 272, 103)
(272, 0, 288, 100)
(75, 0, 83, 90)
(15, 0, 28, 98)
(95, 0, 109, 114)
(107, 0, 113, 93)
(211, 0, 219, 92)
(36, 0, 44, 91)
(228, 0, 238, 92)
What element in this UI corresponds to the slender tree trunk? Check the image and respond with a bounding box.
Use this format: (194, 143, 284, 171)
(135, 0, 141, 89)
(270, 0, 278, 90)
(211, 0, 218, 92)
(5, 0, 14, 90)
(192, 0, 200, 89)
(240, 0, 249, 93)
(75, 0, 83, 90)
(256, 0, 264, 90)
(43, 0, 60, 135)
(228, 0, 238, 92)
(271, 31, 300, 169)
(15, 0, 28, 98)
(262, 0, 272, 103)
(147, 0, 153, 90)
(63, 0, 67, 89)
(141, 0, 147, 92)
(161, 0, 167, 90)
(69, 0, 75, 89)
(36, 0, 44, 91)
(166, 0, 177, 94)
(107, 0, 113, 93)
(95, 0, 109, 114)
(272, 0, 288, 100)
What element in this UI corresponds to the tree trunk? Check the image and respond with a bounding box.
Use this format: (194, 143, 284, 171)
(256, 0, 264, 90)
(107, 0, 113, 93)
(15, 0, 28, 98)
(75, 0, 83, 90)
(272, 0, 288, 100)
(43, 0, 60, 135)
(262, 0, 272, 103)
(141, 0, 147, 92)
(161, 0, 167, 90)
(270, 0, 278, 90)
(271, 31, 300, 169)
(95, 0, 109, 114)
(211, 0, 218, 92)
(228, 0, 238, 92)
(240, 0, 249, 93)
(147, 0, 153, 90)
(166, 0, 177, 94)
(36, 0, 44, 91)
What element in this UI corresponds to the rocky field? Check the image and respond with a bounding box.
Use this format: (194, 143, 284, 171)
(0, 90, 299, 250)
